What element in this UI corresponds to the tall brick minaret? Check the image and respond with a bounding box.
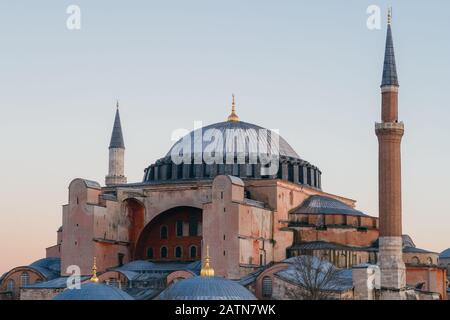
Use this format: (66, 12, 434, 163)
(105, 101, 127, 186)
(375, 10, 406, 300)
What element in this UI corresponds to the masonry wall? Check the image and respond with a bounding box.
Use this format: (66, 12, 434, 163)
(20, 288, 63, 300)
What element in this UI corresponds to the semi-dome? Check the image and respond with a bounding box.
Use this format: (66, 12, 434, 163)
(144, 115, 322, 189)
(157, 276, 256, 300)
(440, 248, 450, 259)
(28, 257, 61, 280)
(53, 283, 133, 300)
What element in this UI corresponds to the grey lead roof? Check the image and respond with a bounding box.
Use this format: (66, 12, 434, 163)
(111, 260, 202, 275)
(28, 257, 61, 280)
(291, 195, 368, 216)
(166, 120, 301, 160)
(381, 23, 399, 87)
(53, 283, 134, 300)
(109, 108, 125, 149)
(23, 276, 90, 289)
(440, 248, 450, 259)
(157, 276, 256, 300)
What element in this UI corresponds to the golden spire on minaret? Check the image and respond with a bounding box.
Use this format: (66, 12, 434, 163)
(227, 94, 240, 122)
(90, 257, 99, 283)
(200, 245, 215, 277)
(387, 7, 392, 25)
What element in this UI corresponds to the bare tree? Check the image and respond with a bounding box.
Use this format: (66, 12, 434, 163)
(286, 255, 347, 300)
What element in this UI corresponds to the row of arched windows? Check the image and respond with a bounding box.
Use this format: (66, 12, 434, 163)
(159, 220, 200, 240)
(6, 272, 30, 294)
(147, 245, 198, 259)
(411, 256, 434, 265)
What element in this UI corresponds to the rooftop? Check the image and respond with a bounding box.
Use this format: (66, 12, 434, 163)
(291, 195, 368, 216)
(157, 276, 256, 300)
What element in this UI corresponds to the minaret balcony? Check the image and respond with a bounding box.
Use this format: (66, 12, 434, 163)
(375, 122, 404, 130)
(375, 122, 404, 137)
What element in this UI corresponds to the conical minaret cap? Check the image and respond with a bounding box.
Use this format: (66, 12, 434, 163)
(381, 8, 399, 87)
(109, 101, 125, 149)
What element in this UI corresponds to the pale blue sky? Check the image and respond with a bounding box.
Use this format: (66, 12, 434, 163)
(0, 0, 449, 273)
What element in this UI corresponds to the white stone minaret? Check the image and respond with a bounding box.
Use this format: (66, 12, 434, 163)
(105, 101, 127, 186)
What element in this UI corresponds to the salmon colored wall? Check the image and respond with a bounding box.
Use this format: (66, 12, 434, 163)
(406, 266, 447, 299)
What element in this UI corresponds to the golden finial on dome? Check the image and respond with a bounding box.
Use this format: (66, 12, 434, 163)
(387, 7, 392, 25)
(227, 94, 240, 122)
(90, 257, 99, 283)
(200, 244, 215, 277)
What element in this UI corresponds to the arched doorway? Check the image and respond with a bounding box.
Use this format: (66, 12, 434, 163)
(123, 198, 145, 259)
(134, 206, 202, 261)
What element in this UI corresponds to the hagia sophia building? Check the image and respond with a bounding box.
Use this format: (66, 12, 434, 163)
(0, 13, 448, 301)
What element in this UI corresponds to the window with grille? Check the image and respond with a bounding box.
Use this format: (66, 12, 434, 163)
(7, 279, 14, 292)
(176, 221, 183, 237)
(262, 276, 273, 298)
(21, 272, 30, 287)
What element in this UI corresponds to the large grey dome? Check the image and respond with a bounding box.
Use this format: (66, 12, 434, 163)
(166, 121, 300, 159)
(157, 276, 256, 300)
(144, 120, 322, 190)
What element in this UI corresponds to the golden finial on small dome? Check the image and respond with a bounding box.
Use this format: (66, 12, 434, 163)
(90, 257, 99, 283)
(227, 94, 240, 122)
(200, 245, 215, 277)
(387, 7, 392, 25)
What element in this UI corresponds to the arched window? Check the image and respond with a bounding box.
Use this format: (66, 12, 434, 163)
(147, 247, 154, 259)
(7, 279, 15, 293)
(160, 226, 168, 239)
(160, 246, 168, 258)
(21, 272, 30, 287)
(175, 246, 182, 259)
(262, 276, 273, 298)
(411, 256, 420, 265)
(190, 245, 197, 259)
(426, 257, 433, 265)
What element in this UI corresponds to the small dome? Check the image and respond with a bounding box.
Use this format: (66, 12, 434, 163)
(440, 248, 450, 259)
(291, 195, 367, 216)
(157, 276, 256, 300)
(53, 283, 133, 300)
(117, 260, 155, 272)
